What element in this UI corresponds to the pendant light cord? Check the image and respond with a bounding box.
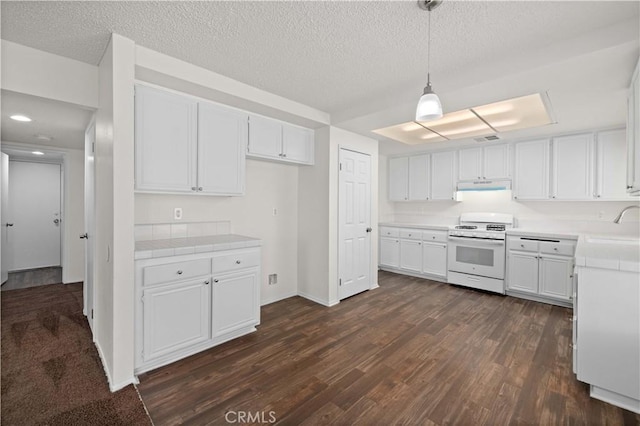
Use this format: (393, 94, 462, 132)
(427, 7, 432, 85)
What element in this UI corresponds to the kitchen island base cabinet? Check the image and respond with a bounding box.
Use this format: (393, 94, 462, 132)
(135, 248, 261, 375)
(576, 267, 640, 414)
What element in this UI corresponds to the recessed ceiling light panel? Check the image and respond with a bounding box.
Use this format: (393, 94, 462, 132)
(372, 122, 446, 145)
(32, 151, 45, 156)
(35, 134, 53, 141)
(10, 114, 32, 122)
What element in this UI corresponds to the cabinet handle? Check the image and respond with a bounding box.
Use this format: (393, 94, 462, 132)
(191, 187, 197, 191)
(204, 280, 210, 285)
(432, 236, 436, 240)
(235, 260, 241, 264)
(418, 242, 421, 245)
(214, 279, 219, 283)
(553, 247, 558, 251)
(198, 187, 203, 191)
(520, 244, 524, 248)
(177, 270, 183, 275)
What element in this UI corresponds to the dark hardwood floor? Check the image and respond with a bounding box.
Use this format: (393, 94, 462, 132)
(137, 271, 640, 425)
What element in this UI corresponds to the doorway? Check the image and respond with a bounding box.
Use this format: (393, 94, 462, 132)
(338, 148, 372, 300)
(3, 159, 63, 290)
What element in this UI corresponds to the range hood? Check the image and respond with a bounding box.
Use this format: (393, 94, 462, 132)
(457, 180, 512, 192)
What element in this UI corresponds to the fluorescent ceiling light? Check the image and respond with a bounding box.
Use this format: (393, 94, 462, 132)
(32, 151, 45, 155)
(10, 114, 32, 122)
(35, 134, 53, 141)
(374, 93, 554, 145)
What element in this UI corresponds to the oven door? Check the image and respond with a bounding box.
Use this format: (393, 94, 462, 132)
(447, 236, 505, 279)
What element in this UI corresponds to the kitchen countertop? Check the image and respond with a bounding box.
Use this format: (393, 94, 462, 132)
(135, 234, 262, 260)
(575, 234, 640, 272)
(506, 228, 579, 240)
(378, 222, 450, 231)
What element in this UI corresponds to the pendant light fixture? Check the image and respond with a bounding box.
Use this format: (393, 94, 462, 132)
(415, 0, 443, 122)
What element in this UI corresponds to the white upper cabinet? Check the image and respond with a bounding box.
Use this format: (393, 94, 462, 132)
(458, 145, 510, 181)
(247, 114, 314, 165)
(431, 151, 457, 200)
(389, 156, 409, 201)
(135, 85, 247, 195)
(513, 139, 549, 200)
(198, 102, 247, 195)
(135, 85, 198, 192)
(408, 154, 430, 201)
(627, 57, 640, 195)
(483, 144, 511, 180)
(458, 148, 482, 181)
(597, 129, 633, 200)
(552, 133, 593, 200)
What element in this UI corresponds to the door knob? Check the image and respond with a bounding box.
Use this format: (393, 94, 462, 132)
(79, 233, 88, 239)
(366, 227, 372, 233)
(5, 223, 13, 227)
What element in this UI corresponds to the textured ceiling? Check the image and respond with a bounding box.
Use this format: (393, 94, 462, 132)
(0, 0, 640, 153)
(2, 1, 638, 117)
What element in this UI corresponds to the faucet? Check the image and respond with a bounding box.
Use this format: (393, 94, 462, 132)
(613, 205, 640, 224)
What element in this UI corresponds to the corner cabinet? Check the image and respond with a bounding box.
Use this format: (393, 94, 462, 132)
(135, 247, 261, 374)
(247, 114, 314, 165)
(135, 85, 246, 195)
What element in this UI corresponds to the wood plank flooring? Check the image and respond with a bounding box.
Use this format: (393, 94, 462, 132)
(137, 271, 640, 425)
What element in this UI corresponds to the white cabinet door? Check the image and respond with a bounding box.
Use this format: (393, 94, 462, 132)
(483, 144, 510, 180)
(539, 255, 573, 301)
(422, 242, 447, 278)
(379, 237, 400, 268)
(212, 269, 259, 338)
(400, 240, 422, 273)
(431, 151, 457, 200)
(597, 129, 632, 200)
(135, 85, 198, 192)
(514, 139, 549, 200)
(507, 251, 539, 294)
(409, 154, 430, 200)
(389, 157, 409, 201)
(142, 279, 211, 361)
(282, 124, 314, 164)
(248, 114, 282, 159)
(552, 134, 592, 200)
(198, 102, 247, 195)
(458, 148, 482, 181)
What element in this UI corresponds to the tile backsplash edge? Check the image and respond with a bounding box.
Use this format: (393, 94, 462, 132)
(134, 221, 232, 241)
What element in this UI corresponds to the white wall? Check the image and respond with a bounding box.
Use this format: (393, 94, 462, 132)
(135, 159, 300, 305)
(94, 34, 136, 392)
(378, 154, 394, 223)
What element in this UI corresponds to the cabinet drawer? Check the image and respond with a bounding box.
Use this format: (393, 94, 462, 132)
(213, 249, 260, 273)
(509, 238, 538, 252)
(380, 227, 399, 238)
(422, 230, 448, 243)
(540, 241, 575, 256)
(399, 229, 422, 240)
(143, 258, 212, 287)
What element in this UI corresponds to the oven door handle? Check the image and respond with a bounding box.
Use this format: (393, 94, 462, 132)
(447, 236, 505, 246)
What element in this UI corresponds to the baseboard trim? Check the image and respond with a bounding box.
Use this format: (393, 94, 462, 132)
(261, 290, 298, 306)
(94, 340, 138, 392)
(298, 291, 337, 307)
(370, 282, 380, 289)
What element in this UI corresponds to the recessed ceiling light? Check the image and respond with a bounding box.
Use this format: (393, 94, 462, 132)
(32, 151, 45, 156)
(35, 134, 53, 141)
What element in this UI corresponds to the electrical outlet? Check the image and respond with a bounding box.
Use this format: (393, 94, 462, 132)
(268, 274, 278, 285)
(174, 208, 183, 220)
(272, 208, 278, 216)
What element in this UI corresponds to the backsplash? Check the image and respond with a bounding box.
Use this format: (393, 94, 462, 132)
(134, 221, 231, 242)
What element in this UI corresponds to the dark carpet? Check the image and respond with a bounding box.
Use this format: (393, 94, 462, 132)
(1, 282, 151, 425)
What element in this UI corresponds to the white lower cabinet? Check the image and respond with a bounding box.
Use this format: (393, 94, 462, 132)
(135, 247, 261, 374)
(379, 226, 447, 282)
(142, 279, 211, 361)
(506, 235, 575, 306)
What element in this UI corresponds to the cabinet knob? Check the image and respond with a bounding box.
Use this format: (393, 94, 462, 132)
(198, 187, 203, 191)
(235, 260, 241, 264)
(214, 279, 219, 283)
(204, 280, 210, 285)
(177, 270, 183, 275)
(282, 153, 287, 158)
(520, 244, 524, 248)
(191, 187, 197, 191)
(554, 247, 558, 251)
(418, 242, 421, 245)
(432, 236, 436, 240)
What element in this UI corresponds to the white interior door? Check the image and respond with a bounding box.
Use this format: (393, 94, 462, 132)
(339, 148, 371, 300)
(1, 153, 10, 283)
(84, 121, 96, 331)
(9, 161, 61, 270)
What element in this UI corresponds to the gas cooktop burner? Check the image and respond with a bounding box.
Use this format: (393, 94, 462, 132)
(486, 224, 506, 231)
(455, 225, 478, 230)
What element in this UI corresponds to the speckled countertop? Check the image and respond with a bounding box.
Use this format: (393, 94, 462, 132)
(135, 234, 262, 260)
